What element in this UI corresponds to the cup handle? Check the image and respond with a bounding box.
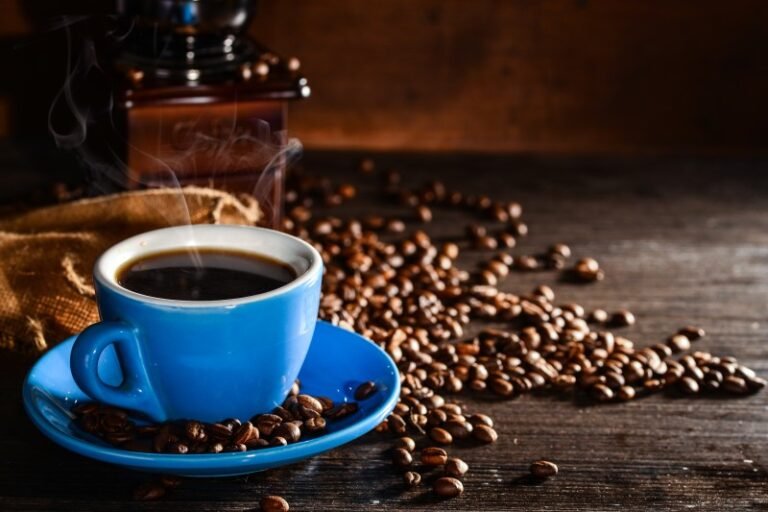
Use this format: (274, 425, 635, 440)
(70, 321, 166, 422)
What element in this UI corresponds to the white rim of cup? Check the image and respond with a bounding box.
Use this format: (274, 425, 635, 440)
(94, 225, 323, 308)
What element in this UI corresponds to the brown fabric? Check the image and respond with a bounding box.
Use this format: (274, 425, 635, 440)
(0, 187, 261, 353)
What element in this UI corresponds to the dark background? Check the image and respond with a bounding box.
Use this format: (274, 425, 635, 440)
(0, 0, 767, 155)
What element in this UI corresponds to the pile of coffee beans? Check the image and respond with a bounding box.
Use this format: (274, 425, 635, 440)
(77, 160, 766, 503)
(72, 381, 368, 455)
(277, 161, 765, 499)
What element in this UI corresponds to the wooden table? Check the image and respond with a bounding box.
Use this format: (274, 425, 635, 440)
(1, 151, 766, 511)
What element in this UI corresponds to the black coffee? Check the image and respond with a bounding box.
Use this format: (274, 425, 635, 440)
(117, 248, 296, 301)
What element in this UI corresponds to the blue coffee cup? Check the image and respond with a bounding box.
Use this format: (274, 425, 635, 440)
(70, 225, 323, 423)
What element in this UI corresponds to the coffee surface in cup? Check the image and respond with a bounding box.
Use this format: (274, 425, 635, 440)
(117, 248, 296, 300)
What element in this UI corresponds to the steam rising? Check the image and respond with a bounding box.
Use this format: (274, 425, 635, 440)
(46, 18, 303, 235)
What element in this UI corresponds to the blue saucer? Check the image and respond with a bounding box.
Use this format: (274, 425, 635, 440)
(22, 321, 399, 477)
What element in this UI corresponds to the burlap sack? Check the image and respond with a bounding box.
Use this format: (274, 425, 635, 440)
(0, 187, 261, 353)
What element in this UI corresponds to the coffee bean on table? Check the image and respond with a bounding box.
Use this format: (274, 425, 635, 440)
(433, 477, 464, 498)
(610, 309, 636, 327)
(472, 424, 498, 443)
(530, 460, 558, 479)
(261, 495, 290, 512)
(468, 414, 494, 428)
(445, 457, 469, 477)
(132, 481, 166, 501)
(618, 386, 636, 401)
(588, 309, 609, 323)
(591, 383, 614, 401)
(354, 381, 378, 401)
(159, 475, 183, 488)
(573, 257, 604, 282)
(395, 437, 416, 452)
(549, 243, 571, 259)
(429, 427, 453, 445)
(723, 376, 749, 395)
(443, 419, 473, 440)
(667, 334, 691, 353)
(679, 376, 700, 394)
(678, 326, 706, 340)
(416, 205, 433, 223)
(392, 447, 413, 468)
(421, 447, 448, 466)
(403, 471, 422, 487)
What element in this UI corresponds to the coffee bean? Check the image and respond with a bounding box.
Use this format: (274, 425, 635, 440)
(303, 416, 327, 433)
(445, 457, 469, 477)
(443, 419, 473, 440)
(642, 378, 663, 392)
(254, 415, 283, 437)
(184, 421, 206, 442)
(421, 447, 448, 466)
(610, 309, 636, 327)
(549, 244, 571, 259)
(393, 447, 414, 467)
(473, 424, 498, 443)
(433, 476, 464, 498)
(723, 376, 749, 395)
(499, 233, 517, 248)
(209, 422, 233, 440)
(667, 334, 691, 353)
(359, 157, 375, 174)
(167, 442, 189, 454)
(132, 481, 166, 501)
(270, 437, 288, 447)
(679, 376, 700, 394)
(297, 394, 324, 413)
(573, 257, 604, 282)
(233, 422, 258, 444)
(678, 326, 705, 340)
(395, 437, 416, 452)
(618, 386, 636, 401)
(354, 381, 378, 401)
(403, 471, 422, 487)
(530, 460, 558, 479)
(591, 383, 614, 401)
(273, 422, 301, 443)
(261, 495, 290, 512)
(338, 183, 357, 200)
(746, 376, 767, 392)
(491, 377, 515, 397)
(386, 219, 406, 233)
(514, 255, 538, 271)
(468, 414, 494, 428)
(388, 414, 407, 435)
(430, 427, 453, 445)
(416, 205, 433, 223)
(159, 475, 183, 488)
(588, 309, 608, 323)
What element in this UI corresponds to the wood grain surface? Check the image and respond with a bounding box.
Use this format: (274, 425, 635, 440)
(1, 151, 767, 511)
